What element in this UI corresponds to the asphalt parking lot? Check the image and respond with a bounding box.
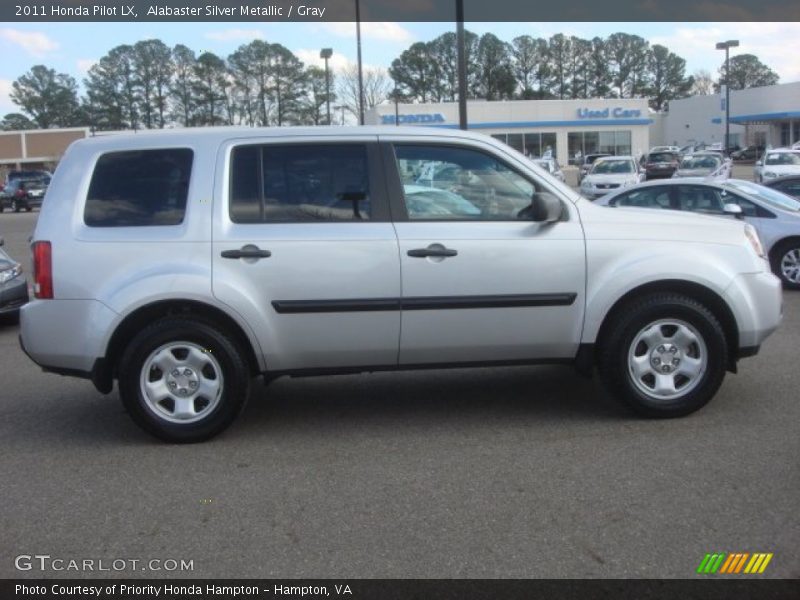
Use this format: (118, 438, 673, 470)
(1, 205, 798, 580)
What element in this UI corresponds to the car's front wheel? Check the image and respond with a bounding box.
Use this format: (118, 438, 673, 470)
(598, 293, 727, 417)
(770, 240, 800, 290)
(118, 317, 250, 442)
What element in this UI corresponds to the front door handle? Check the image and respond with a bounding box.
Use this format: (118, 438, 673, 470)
(221, 245, 272, 259)
(407, 246, 458, 258)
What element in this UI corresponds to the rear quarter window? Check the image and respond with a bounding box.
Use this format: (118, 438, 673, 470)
(85, 148, 193, 227)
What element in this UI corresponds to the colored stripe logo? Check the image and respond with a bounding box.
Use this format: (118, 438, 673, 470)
(697, 553, 773, 574)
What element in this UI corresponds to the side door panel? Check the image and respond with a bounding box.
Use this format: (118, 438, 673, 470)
(211, 137, 401, 372)
(381, 137, 586, 365)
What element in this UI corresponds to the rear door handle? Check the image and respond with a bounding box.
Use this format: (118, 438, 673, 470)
(221, 245, 272, 259)
(407, 246, 458, 258)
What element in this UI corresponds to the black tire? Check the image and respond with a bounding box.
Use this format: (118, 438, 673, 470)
(598, 293, 728, 418)
(769, 240, 800, 290)
(118, 317, 250, 442)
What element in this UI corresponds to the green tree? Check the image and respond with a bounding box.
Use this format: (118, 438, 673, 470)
(475, 33, 515, 100)
(605, 33, 650, 98)
(84, 45, 139, 130)
(647, 44, 693, 110)
(1, 113, 36, 131)
(192, 52, 229, 126)
(10, 65, 81, 129)
(170, 44, 197, 126)
(133, 39, 173, 128)
(720, 54, 779, 90)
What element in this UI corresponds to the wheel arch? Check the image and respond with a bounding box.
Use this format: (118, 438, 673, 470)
(100, 300, 262, 390)
(593, 279, 740, 371)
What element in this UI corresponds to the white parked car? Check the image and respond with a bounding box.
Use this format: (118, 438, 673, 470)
(650, 145, 681, 154)
(754, 149, 800, 182)
(579, 156, 644, 200)
(20, 127, 782, 441)
(673, 153, 726, 178)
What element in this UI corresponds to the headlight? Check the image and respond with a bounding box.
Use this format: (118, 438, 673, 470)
(763, 171, 777, 178)
(581, 180, 591, 188)
(0, 263, 22, 284)
(744, 224, 766, 259)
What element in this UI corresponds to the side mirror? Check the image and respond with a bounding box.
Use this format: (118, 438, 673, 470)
(755, 160, 762, 167)
(723, 203, 744, 219)
(527, 192, 563, 223)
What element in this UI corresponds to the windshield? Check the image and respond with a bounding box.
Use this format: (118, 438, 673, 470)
(680, 155, 721, 170)
(764, 152, 800, 166)
(591, 160, 633, 174)
(725, 181, 800, 212)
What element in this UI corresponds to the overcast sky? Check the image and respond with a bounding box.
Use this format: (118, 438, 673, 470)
(1, 21, 799, 116)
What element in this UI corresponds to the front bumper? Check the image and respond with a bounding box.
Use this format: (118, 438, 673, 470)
(724, 271, 783, 351)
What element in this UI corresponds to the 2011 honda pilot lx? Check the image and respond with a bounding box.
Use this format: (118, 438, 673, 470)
(20, 127, 782, 442)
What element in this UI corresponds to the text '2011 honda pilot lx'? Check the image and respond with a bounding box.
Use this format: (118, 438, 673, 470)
(20, 127, 782, 442)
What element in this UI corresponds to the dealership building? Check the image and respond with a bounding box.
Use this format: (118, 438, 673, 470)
(653, 81, 800, 150)
(366, 98, 653, 162)
(0, 127, 89, 176)
(367, 81, 799, 160)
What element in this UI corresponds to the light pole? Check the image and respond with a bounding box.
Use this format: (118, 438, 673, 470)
(355, 0, 365, 125)
(320, 48, 333, 125)
(392, 87, 400, 126)
(456, 0, 467, 130)
(716, 39, 739, 153)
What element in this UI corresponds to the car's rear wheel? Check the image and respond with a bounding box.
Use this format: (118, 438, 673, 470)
(118, 317, 250, 442)
(598, 293, 727, 417)
(770, 240, 800, 290)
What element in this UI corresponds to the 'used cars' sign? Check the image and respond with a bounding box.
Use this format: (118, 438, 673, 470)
(577, 108, 642, 119)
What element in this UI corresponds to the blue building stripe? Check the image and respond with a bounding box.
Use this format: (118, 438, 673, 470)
(729, 110, 800, 123)
(422, 118, 653, 129)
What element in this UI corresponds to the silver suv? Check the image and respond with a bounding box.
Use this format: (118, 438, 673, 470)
(20, 128, 782, 442)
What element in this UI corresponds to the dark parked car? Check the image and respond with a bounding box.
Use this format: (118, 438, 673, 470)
(731, 146, 765, 161)
(1, 178, 46, 212)
(762, 175, 800, 200)
(643, 151, 680, 179)
(0, 237, 28, 318)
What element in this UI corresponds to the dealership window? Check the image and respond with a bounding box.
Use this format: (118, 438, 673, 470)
(490, 132, 557, 159)
(568, 131, 632, 160)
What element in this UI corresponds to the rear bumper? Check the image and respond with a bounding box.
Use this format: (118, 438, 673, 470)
(20, 298, 118, 372)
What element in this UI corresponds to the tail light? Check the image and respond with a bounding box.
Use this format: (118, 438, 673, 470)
(32, 241, 53, 299)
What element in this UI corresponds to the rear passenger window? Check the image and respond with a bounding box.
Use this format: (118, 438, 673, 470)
(85, 149, 193, 227)
(230, 144, 370, 223)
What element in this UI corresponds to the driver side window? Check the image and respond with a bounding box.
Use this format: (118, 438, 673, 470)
(394, 144, 538, 221)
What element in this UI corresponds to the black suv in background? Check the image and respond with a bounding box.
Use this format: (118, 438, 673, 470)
(643, 151, 680, 179)
(1, 178, 47, 212)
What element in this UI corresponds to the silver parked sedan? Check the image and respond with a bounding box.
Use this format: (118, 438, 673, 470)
(597, 178, 800, 288)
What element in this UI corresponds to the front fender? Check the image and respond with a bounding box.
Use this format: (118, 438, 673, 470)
(581, 240, 744, 343)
